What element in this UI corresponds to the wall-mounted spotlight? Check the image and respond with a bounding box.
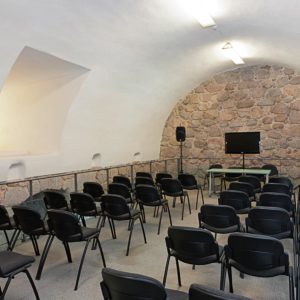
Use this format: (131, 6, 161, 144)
(222, 42, 245, 65)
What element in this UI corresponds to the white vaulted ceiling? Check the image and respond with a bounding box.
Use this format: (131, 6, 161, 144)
(0, 0, 299, 179)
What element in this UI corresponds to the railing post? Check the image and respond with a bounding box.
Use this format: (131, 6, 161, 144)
(106, 169, 110, 191)
(149, 161, 152, 175)
(164, 160, 167, 173)
(74, 173, 78, 192)
(130, 164, 134, 185)
(29, 180, 33, 200)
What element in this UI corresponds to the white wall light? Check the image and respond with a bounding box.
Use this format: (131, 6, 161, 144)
(222, 42, 245, 64)
(183, 0, 216, 28)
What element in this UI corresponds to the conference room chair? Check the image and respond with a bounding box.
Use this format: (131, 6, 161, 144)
(262, 163, 279, 177)
(108, 183, 135, 207)
(100, 194, 147, 256)
(223, 233, 294, 300)
(11, 206, 50, 256)
(0, 251, 40, 300)
(229, 181, 256, 202)
(135, 184, 172, 235)
(218, 190, 251, 214)
(221, 167, 242, 191)
(135, 176, 156, 187)
(269, 176, 297, 202)
(257, 192, 295, 219)
(136, 171, 153, 179)
(245, 206, 296, 273)
(70, 192, 102, 229)
(36, 209, 106, 290)
(83, 181, 105, 203)
(238, 175, 261, 194)
(155, 172, 172, 186)
(203, 164, 223, 191)
(163, 226, 225, 288)
(178, 173, 204, 210)
(0, 205, 18, 250)
(262, 182, 291, 195)
(161, 178, 191, 220)
(189, 283, 252, 300)
(101, 268, 188, 300)
(112, 175, 134, 193)
(199, 204, 243, 240)
(43, 190, 69, 210)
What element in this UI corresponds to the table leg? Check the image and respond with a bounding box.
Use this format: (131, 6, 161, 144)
(265, 174, 269, 183)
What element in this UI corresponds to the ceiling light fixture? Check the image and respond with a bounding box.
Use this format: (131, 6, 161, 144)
(222, 42, 245, 65)
(183, 0, 216, 28)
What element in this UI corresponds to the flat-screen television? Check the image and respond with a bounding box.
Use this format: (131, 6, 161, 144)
(225, 132, 260, 154)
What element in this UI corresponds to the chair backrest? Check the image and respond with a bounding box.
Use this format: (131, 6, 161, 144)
(47, 209, 82, 241)
(178, 173, 197, 187)
(262, 164, 278, 176)
(238, 175, 261, 190)
(12, 206, 44, 235)
(218, 190, 251, 211)
(161, 178, 183, 195)
(224, 167, 242, 179)
(189, 283, 253, 300)
(269, 177, 293, 192)
(108, 183, 131, 199)
(135, 176, 155, 187)
(101, 194, 130, 216)
(136, 172, 153, 179)
(155, 173, 172, 185)
(136, 185, 161, 205)
(229, 182, 255, 198)
(209, 164, 223, 169)
(258, 192, 293, 212)
(167, 226, 219, 264)
(83, 182, 105, 198)
(112, 176, 132, 190)
(101, 268, 167, 300)
(199, 204, 239, 229)
(246, 207, 293, 236)
(262, 183, 290, 195)
(70, 192, 96, 213)
(44, 191, 68, 210)
(225, 233, 288, 271)
(0, 205, 10, 226)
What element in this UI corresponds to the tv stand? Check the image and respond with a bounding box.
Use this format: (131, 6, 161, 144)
(242, 152, 245, 169)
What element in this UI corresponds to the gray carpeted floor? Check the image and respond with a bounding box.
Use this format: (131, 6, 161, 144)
(1, 190, 294, 299)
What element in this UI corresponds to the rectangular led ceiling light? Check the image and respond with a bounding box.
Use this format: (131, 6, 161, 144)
(222, 42, 245, 65)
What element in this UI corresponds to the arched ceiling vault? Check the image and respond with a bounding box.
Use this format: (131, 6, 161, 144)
(0, 0, 299, 179)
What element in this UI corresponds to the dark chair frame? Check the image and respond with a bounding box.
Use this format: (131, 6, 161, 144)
(218, 190, 251, 214)
(83, 181, 105, 202)
(43, 190, 69, 210)
(0, 205, 18, 250)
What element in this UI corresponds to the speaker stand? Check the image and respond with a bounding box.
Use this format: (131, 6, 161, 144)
(179, 140, 183, 174)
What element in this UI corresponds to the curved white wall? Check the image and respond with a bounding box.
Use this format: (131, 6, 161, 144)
(0, 0, 300, 180)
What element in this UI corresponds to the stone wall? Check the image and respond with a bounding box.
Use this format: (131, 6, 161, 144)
(160, 65, 300, 181)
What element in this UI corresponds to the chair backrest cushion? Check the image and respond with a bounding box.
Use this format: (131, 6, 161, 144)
(136, 185, 160, 204)
(218, 190, 250, 210)
(101, 194, 130, 216)
(83, 182, 104, 198)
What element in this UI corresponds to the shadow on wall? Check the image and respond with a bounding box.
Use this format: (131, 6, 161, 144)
(7, 161, 25, 181)
(91, 153, 102, 168)
(133, 152, 142, 162)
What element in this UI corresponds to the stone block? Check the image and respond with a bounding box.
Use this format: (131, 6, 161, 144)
(289, 111, 300, 123)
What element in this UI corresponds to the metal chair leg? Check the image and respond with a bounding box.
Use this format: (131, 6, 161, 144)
(0, 276, 12, 300)
(24, 269, 40, 300)
(126, 219, 135, 256)
(63, 241, 72, 263)
(95, 237, 106, 267)
(166, 203, 172, 226)
(228, 265, 233, 293)
(162, 255, 170, 286)
(158, 205, 164, 235)
(139, 216, 147, 244)
(175, 258, 181, 286)
(74, 239, 90, 290)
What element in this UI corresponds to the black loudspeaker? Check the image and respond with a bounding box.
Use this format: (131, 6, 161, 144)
(176, 126, 186, 142)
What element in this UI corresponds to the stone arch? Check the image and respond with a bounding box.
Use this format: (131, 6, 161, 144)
(160, 65, 300, 180)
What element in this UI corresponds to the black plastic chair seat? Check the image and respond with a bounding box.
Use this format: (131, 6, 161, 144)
(0, 251, 35, 277)
(72, 207, 102, 216)
(229, 259, 286, 277)
(140, 199, 168, 207)
(164, 190, 187, 197)
(31, 224, 49, 236)
(202, 223, 239, 234)
(246, 227, 291, 240)
(105, 209, 140, 221)
(0, 216, 16, 230)
(166, 289, 188, 300)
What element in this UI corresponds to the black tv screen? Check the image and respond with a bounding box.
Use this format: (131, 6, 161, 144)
(225, 132, 260, 154)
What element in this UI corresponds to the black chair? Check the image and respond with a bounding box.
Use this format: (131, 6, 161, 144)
(113, 175, 133, 192)
(203, 164, 223, 191)
(246, 206, 296, 272)
(238, 175, 261, 194)
(135, 176, 155, 187)
(218, 190, 251, 214)
(135, 184, 172, 235)
(101, 194, 147, 256)
(262, 164, 279, 177)
(269, 176, 296, 202)
(0, 251, 39, 300)
(178, 173, 204, 210)
(189, 283, 252, 300)
(44, 190, 69, 210)
(36, 209, 106, 290)
(0, 205, 18, 250)
(136, 171, 153, 179)
(221, 167, 242, 191)
(11, 206, 50, 256)
(155, 172, 172, 186)
(70, 192, 102, 228)
(223, 233, 294, 300)
(257, 192, 295, 218)
(83, 181, 105, 202)
(228, 181, 256, 201)
(199, 204, 242, 240)
(101, 268, 188, 300)
(108, 183, 135, 206)
(161, 178, 191, 220)
(262, 182, 291, 195)
(163, 226, 224, 287)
